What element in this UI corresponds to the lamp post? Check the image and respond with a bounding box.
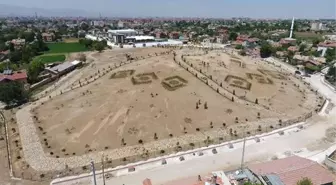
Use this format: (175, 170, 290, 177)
(90, 160, 97, 185)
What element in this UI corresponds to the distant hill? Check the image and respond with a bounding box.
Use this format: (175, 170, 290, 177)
(0, 4, 97, 17)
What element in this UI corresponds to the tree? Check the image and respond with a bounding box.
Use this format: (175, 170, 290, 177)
(94, 42, 105, 52)
(0, 81, 29, 106)
(235, 45, 243, 50)
(299, 44, 307, 52)
(77, 53, 86, 62)
(228, 32, 238, 41)
(9, 51, 22, 63)
(160, 32, 168, 39)
(27, 60, 45, 83)
(325, 48, 336, 63)
(260, 42, 274, 58)
(296, 177, 313, 185)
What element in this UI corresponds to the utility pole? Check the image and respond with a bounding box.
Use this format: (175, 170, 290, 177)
(240, 126, 247, 172)
(102, 155, 106, 185)
(90, 160, 97, 185)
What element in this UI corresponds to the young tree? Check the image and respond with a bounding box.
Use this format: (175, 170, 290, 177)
(296, 177, 313, 185)
(260, 42, 274, 58)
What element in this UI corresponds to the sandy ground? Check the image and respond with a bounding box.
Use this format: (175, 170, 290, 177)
(4, 47, 324, 184)
(29, 48, 319, 158)
(182, 49, 319, 117)
(53, 72, 336, 185)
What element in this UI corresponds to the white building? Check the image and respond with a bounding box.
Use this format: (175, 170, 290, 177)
(108, 29, 137, 37)
(311, 22, 327, 31)
(323, 35, 336, 41)
(117, 21, 124, 28)
(108, 29, 138, 43)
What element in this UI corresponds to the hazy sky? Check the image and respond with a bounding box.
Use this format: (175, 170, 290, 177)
(2, 0, 336, 18)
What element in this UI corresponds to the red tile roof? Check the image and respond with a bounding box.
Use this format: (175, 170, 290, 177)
(249, 156, 336, 185)
(0, 71, 27, 82)
(318, 41, 336, 48)
(288, 46, 299, 52)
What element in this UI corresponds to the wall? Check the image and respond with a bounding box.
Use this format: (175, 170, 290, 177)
(324, 150, 336, 172)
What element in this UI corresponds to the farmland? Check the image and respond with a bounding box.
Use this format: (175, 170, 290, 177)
(45, 42, 88, 54)
(33, 54, 66, 63)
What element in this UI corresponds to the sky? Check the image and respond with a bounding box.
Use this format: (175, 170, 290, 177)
(1, 0, 336, 19)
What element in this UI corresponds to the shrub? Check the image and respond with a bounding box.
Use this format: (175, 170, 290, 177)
(196, 128, 200, 131)
(233, 90, 235, 95)
(255, 98, 258, 104)
(169, 133, 173, 137)
(223, 123, 226, 127)
(160, 150, 165, 154)
(40, 174, 45, 178)
(232, 97, 234, 102)
(235, 117, 238, 123)
(138, 139, 143, 144)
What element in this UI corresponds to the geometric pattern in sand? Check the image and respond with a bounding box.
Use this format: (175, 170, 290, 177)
(246, 73, 274, 85)
(131, 72, 158, 85)
(110, 70, 135, 79)
(224, 75, 252, 90)
(258, 69, 286, 80)
(161, 76, 188, 91)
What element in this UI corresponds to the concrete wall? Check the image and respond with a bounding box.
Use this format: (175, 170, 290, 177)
(325, 150, 336, 172)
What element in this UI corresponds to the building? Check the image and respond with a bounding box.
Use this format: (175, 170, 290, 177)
(311, 22, 320, 31)
(248, 156, 335, 185)
(311, 22, 327, 31)
(124, 36, 155, 44)
(45, 60, 82, 76)
(317, 41, 336, 57)
(117, 21, 124, 28)
(108, 29, 138, 44)
(323, 34, 336, 41)
(42, 33, 55, 42)
(0, 70, 27, 83)
(7, 39, 25, 50)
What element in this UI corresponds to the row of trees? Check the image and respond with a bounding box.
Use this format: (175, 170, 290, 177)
(79, 39, 107, 52)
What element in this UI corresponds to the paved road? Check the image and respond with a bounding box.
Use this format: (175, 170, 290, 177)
(52, 68, 336, 185)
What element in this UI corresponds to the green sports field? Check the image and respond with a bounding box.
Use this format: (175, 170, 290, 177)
(34, 54, 66, 64)
(45, 42, 88, 54)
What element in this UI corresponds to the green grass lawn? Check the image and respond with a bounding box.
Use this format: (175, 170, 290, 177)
(45, 42, 88, 54)
(34, 54, 66, 64)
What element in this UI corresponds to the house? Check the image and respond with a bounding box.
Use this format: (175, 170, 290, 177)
(317, 41, 336, 57)
(169, 32, 180, 39)
(7, 39, 25, 50)
(42, 33, 55, 42)
(288, 46, 299, 52)
(249, 156, 335, 185)
(280, 38, 296, 45)
(45, 60, 82, 76)
(236, 35, 250, 42)
(0, 50, 9, 61)
(0, 70, 27, 83)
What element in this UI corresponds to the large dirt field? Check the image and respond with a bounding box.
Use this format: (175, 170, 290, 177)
(183, 50, 318, 117)
(30, 47, 320, 158)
